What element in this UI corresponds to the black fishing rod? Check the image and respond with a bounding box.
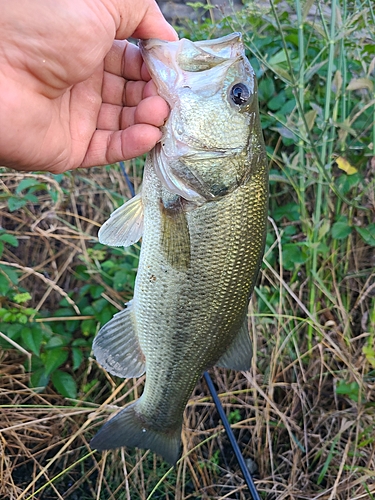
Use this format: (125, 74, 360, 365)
(120, 161, 261, 500)
(203, 372, 261, 500)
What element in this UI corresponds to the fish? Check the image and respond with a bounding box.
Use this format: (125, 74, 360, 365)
(90, 32, 269, 465)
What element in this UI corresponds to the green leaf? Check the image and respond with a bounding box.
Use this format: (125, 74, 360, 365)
(332, 221, 352, 240)
(97, 306, 115, 326)
(113, 269, 134, 291)
(13, 292, 32, 304)
(30, 368, 50, 390)
(89, 285, 105, 299)
(228, 409, 242, 424)
(355, 225, 375, 246)
(279, 98, 296, 115)
(268, 48, 290, 66)
(318, 219, 331, 240)
(7, 197, 27, 212)
(83, 379, 99, 393)
(1, 323, 23, 339)
(92, 298, 108, 313)
(49, 189, 59, 203)
(81, 305, 95, 316)
(54, 306, 75, 316)
(52, 370, 77, 398)
(0, 264, 19, 284)
(283, 225, 297, 237)
(24, 193, 39, 203)
(52, 173, 64, 183)
(15, 178, 43, 194)
(336, 380, 363, 403)
(336, 173, 362, 196)
(43, 347, 68, 375)
(273, 202, 300, 222)
(268, 92, 286, 111)
(15, 312, 28, 324)
(72, 347, 84, 371)
(72, 338, 88, 347)
(0, 274, 10, 295)
(282, 243, 307, 271)
(87, 248, 106, 261)
(101, 260, 116, 271)
(45, 336, 65, 348)
(0, 232, 19, 247)
(81, 319, 96, 337)
(21, 327, 42, 356)
(2, 311, 15, 322)
(363, 346, 375, 368)
(258, 77, 275, 101)
(73, 264, 90, 280)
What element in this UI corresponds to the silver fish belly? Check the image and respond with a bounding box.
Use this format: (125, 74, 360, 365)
(90, 33, 268, 465)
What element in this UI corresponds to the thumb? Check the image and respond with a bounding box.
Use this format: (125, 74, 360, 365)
(115, 0, 178, 41)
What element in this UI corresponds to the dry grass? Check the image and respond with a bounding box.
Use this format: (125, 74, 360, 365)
(1, 161, 374, 499)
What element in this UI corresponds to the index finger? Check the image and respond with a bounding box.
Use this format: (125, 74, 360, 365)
(104, 40, 148, 81)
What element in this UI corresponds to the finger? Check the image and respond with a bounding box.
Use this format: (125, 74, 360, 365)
(97, 103, 122, 131)
(143, 79, 159, 98)
(80, 124, 162, 168)
(121, 95, 169, 129)
(101, 72, 126, 105)
(97, 95, 169, 131)
(118, 0, 178, 42)
(68, 64, 104, 168)
(124, 80, 147, 106)
(134, 95, 169, 126)
(105, 41, 145, 81)
(102, 72, 149, 106)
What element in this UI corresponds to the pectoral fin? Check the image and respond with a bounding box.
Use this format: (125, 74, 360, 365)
(93, 301, 146, 378)
(98, 193, 144, 247)
(216, 316, 252, 371)
(160, 196, 191, 270)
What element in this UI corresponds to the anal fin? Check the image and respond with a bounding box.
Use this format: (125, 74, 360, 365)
(216, 316, 252, 371)
(93, 301, 145, 378)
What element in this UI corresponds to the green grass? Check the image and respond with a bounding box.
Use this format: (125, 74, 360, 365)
(0, 0, 374, 498)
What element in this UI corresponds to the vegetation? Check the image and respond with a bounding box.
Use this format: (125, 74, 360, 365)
(0, 0, 374, 498)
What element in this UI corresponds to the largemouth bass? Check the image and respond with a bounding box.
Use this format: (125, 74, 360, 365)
(90, 33, 268, 465)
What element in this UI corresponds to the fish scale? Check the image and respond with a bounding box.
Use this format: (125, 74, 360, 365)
(90, 33, 268, 464)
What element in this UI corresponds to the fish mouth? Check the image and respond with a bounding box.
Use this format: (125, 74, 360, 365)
(139, 33, 252, 103)
(139, 32, 244, 72)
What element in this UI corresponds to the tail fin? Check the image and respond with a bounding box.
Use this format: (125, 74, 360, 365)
(90, 401, 182, 465)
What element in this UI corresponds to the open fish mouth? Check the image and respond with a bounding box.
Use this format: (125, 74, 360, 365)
(139, 32, 251, 81)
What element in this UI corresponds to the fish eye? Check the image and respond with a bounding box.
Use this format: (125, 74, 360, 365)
(229, 83, 251, 106)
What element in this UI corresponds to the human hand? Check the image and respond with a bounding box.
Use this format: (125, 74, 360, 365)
(0, 0, 178, 173)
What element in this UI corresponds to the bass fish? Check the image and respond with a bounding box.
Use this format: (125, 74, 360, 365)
(90, 33, 268, 465)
